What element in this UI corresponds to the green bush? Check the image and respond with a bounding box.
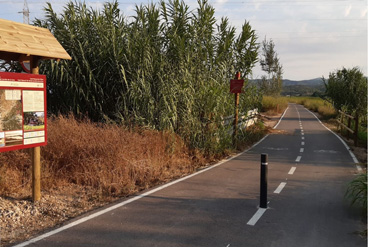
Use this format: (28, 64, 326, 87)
(358, 130, 367, 147)
(345, 171, 367, 213)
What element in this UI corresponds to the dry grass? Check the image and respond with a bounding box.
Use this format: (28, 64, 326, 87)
(261, 96, 288, 115)
(0, 113, 268, 202)
(0, 115, 207, 199)
(0, 115, 267, 246)
(316, 105, 337, 119)
(285, 96, 337, 120)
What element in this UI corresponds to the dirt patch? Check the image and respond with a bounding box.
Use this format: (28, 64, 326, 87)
(260, 113, 282, 129)
(260, 113, 288, 135)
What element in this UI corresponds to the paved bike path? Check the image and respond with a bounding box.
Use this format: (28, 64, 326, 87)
(14, 104, 366, 247)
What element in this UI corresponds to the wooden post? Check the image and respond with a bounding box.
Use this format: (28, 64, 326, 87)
(30, 56, 41, 202)
(347, 117, 351, 139)
(339, 113, 344, 134)
(354, 112, 359, 147)
(233, 72, 241, 147)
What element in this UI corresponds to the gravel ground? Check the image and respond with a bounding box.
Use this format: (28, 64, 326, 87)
(0, 185, 112, 246)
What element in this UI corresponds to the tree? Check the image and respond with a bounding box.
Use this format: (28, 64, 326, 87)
(259, 38, 283, 96)
(323, 67, 367, 116)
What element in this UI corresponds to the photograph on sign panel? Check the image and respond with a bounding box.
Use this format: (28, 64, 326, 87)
(22, 90, 44, 112)
(0, 132, 5, 147)
(24, 112, 45, 131)
(5, 130, 23, 147)
(0, 90, 22, 131)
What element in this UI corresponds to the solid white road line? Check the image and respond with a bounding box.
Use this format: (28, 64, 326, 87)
(247, 208, 267, 226)
(304, 108, 360, 166)
(274, 182, 287, 194)
(252, 134, 270, 149)
(295, 156, 302, 162)
(300, 148, 304, 153)
(288, 167, 297, 175)
(273, 106, 289, 129)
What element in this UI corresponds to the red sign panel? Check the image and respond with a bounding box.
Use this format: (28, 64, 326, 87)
(0, 72, 47, 152)
(230, 79, 244, 93)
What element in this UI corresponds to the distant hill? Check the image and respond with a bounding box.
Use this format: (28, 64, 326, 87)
(282, 78, 324, 86)
(281, 78, 325, 96)
(249, 78, 325, 96)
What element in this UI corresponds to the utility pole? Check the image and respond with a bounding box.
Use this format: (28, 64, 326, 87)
(18, 0, 30, 24)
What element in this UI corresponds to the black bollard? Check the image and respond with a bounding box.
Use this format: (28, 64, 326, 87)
(260, 153, 268, 208)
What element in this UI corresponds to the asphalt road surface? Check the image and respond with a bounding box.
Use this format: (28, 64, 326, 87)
(15, 104, 366, 247)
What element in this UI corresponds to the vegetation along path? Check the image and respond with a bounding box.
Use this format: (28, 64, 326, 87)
(13, 104, 365, 247)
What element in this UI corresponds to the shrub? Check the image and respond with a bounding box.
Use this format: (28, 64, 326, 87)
(345, 171, 367, 214)
(358, 130, 367, 147)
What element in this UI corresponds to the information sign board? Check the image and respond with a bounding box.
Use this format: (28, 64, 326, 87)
(230, 79, 244, 94)
(0, 72, 47, 152)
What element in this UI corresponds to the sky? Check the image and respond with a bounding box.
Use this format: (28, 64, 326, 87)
(0, 0, 367, 80)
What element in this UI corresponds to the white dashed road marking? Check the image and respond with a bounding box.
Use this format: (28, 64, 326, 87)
(247, 208, 267, 226)
(274, 182, 287, 194)
(288, 167, 297, 175)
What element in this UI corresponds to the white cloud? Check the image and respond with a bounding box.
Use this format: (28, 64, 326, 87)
(344, 5, 352, 17)
(361, 7, 368, 18)
(216, 0, 229, 4)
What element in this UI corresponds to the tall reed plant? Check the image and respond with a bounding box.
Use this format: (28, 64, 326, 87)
(35, 0, 261, 153)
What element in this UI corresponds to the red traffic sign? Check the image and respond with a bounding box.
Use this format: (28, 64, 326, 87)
(230, 79, 244, 93)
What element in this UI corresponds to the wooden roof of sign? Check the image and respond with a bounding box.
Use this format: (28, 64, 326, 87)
(0, 18, 71, 61)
